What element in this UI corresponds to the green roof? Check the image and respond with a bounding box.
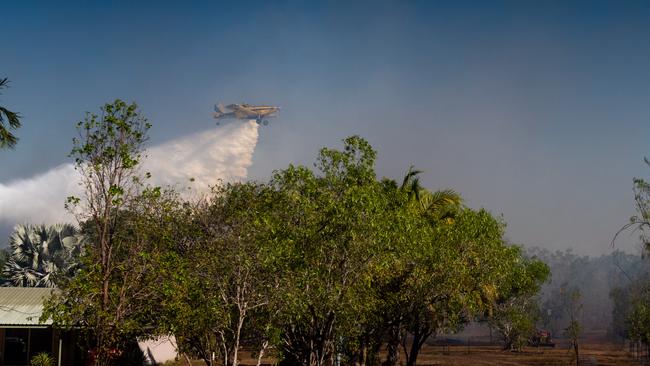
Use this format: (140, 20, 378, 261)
(0, 287, 53, 326)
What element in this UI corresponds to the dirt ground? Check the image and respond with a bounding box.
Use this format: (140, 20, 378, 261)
(411, 342, 641, 366)
(165, 339, 648, 366)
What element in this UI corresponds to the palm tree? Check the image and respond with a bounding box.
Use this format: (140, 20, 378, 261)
(3, 224, 83, 287)
(0, 78, 22, 149)
(400, 165, 462, 223)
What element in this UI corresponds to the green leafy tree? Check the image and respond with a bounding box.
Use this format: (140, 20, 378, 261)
(270, 136, 400, 366)
(376, 166, 542, 366)
(43, 100, 158, 366)
(380, 167, 463, 366)
(0, 78, 21, 149)
(396, 209, 523, 366)
(158, 183, 283, 366)
(488, 253, 549, 351)
(628, 300, 650, 349)
(3, 223, 82, 287)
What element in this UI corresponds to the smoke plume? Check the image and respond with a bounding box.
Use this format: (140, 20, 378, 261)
(0, 121, 260, 229)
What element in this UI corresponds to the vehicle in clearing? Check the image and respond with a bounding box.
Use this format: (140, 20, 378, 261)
(529, 329, 555, 347)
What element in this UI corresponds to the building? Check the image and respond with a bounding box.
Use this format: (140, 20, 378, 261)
(0, 287, 82, 366)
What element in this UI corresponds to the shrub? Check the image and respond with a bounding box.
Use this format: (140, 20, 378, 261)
(31, 352, 54, 366)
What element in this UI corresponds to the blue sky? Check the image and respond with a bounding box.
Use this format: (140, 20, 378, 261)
(2, 1, 650, 254)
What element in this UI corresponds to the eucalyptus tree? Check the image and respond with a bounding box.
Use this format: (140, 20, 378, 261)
(3, 223, 82, 287)
(43, 100, 161, 366)
(0, 77, 21, 149)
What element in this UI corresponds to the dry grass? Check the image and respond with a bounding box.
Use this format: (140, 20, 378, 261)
(163, 341, 647, 366)
(413, 342, 641, 366)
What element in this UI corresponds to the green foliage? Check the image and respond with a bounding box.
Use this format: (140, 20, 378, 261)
(3, 223, 82, 287)
(270, 136, 394, 366)
(43, 100, 155, 366)
(156, 183, 283, 366)
(488, 251, 549, 351)
(628, 300, 650, 344)
(43, 125, 548, 366)
(610, 157, 650, 346)
(0, 77, 22, 149)
(30, 352, 55, 366)
(614, 157, 650, 252)
(617, 282, 650, 346)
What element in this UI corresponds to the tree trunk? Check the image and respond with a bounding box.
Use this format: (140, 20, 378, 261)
(385, 324, 401, 366)
(230, 308, 246, 366)
(354, 339, 368, 366)
(256, 340, 269, 366)
(406, 333, 423, 366)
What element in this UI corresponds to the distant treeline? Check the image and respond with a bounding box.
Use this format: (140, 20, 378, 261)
(527, 247, 650, 339)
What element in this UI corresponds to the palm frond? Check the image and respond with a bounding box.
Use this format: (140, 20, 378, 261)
(401, 165, 423, 190)
(0, 78, 22, 149)
(4, 223, 82, 287)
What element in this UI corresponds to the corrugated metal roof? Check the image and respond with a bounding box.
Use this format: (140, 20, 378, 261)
(0, 287, 53, 326)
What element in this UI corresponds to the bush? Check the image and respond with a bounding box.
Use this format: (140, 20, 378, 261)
(31, 352, 54, 366)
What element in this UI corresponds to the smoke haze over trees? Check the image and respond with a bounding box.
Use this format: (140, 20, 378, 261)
(527, 248, 650, 337)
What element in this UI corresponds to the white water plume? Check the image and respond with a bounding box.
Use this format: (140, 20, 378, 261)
(0, 120, 260, 226)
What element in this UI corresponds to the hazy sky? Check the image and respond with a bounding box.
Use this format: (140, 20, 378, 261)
(2, 1, 650, 255)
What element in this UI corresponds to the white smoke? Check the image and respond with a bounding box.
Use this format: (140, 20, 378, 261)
(146, 120, 259, 189)
(0, 164, 79, 225)
(0, 121, 260, 226)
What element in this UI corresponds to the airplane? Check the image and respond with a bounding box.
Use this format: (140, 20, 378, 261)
(213, 103, 280, 126)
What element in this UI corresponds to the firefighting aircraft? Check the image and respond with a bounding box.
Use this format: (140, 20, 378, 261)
(213, 103, 280, 126)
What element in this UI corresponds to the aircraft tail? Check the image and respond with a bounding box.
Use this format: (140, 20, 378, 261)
(215, 103, 227, 114)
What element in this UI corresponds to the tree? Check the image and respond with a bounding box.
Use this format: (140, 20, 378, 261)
(43, 100, 156, 366)
(3, 223, 82, 287)
(0, 78, 22, 149)
(400, 165, 462, 224)
(614, 157, 650, 251)
(611, 156, 650, 349)
(381, 167, 463, 366)
(396, 209, 530, 366)
(267, 142, 545, 366)
(375, 166, 544, 366)
(271, 136, 400, 366)
(158, 183, 283, 366)
(488, 252, 549, 351)
(563, 288, 582, 366)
